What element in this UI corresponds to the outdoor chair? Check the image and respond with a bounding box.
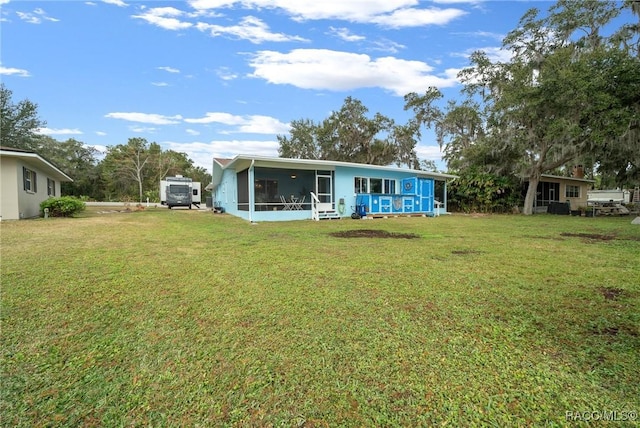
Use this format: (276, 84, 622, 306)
(280, 195, 293, 210)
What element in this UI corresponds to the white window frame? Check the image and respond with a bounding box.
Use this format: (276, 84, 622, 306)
(23, 167, 37, 193)
(47, 178, 56, 196)
(354, 176, 368, 193)
(565, 185, 580, 198)
(383, 179, 396, 194)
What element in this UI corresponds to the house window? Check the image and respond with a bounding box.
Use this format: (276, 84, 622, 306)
(23, 167, 37, 193)
(383, 179, 396, 194)
(355, 177, 397, 194)
(566, 185, 580, 198)
(47, 178, 56, 196)
(370, 178, 383, 193)
(354, 177, 368, 193)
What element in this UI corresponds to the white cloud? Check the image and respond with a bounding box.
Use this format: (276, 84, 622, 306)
(248, 49, 459, 96)
(36, 127, 83, 135)
(132, 8, 193, 30)
(91, 144, 108, 155)
(454, 30, 504, 41)
(103, 0, 128, 7)
(16, 8, 59, 24)
(152, 82, 169, 87)
(0, 65, 30, 77)
(130, 126, 159, 133)
(216, 67, 238, 81)
(96, 131, 107, 136)
(432, 0, 482, 4)
(236, 115, 290, 134)
(369, 39, 406, 54)
(477, 46, 513, 63)
(415, 143, 443, 162)
(185, 112, 245, 125)
(163, 139, 280, 172)
(195, 16, 307, 44)
(188, 0, 465, 28)
(158, 66, 180, 73)
(329, 27, 365, 42)
(105, 112, 183, 125)
(184, 112, 290, 134)
(186, 129, 200, 136)
(454, 46, 512, 63)
(371, 7, 466, 28)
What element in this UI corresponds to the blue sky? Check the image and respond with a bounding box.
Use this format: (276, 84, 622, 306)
(1, 0, 631, 173)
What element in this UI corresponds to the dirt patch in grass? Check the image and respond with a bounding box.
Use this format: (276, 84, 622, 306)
(560, 232, 640, 242)
(560, 232, 615, 241)
(329, 229, 420, 239)
(599, 287, 625, 300)
(451, 249, 483, 255)
(592, 326, 620, 336)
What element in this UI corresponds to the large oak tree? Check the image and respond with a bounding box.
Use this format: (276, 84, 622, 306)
(453, 0, 639, 214)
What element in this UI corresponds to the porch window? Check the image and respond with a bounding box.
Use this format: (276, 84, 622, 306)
(47, 178, 56, 196)
(565, 185, 579, 198)
(23, 167, 37, 193)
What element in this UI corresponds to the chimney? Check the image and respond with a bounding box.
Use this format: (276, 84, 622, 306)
(572, 165, 584, 179)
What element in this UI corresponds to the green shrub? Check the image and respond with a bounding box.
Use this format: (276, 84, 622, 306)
(40, 196, 86, 217)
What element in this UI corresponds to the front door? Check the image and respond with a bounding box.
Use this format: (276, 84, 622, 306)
(419, 178, 434, 212)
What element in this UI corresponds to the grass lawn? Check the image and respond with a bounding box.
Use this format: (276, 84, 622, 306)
(1, 208, 639, 426)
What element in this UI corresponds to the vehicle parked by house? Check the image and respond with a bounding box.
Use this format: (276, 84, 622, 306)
(160, 176, 201, 209)
(587, 189, 630, 215)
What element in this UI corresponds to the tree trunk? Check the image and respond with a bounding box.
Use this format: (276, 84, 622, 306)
(522, 174, 540, 215)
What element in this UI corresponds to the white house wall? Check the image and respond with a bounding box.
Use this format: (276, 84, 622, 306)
(1, 156, 65, 220)
(1, 157, 20, 221)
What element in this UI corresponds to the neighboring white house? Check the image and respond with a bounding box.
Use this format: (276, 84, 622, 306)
(1, 147, 73, 220)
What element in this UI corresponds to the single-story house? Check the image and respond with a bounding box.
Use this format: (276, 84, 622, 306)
(526, 168, 595, 213)
(210, 155, 457, 222)
(0, 147, 73, 220)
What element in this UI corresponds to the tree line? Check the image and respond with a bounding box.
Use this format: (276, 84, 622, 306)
(1, 84, 211, 203)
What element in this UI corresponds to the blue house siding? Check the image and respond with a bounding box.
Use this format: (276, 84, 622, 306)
(210, 156, 455, 222)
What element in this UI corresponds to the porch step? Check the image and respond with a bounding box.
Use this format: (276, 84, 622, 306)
(318, 210, 341, 220)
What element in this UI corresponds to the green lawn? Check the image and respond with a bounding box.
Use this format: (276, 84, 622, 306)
(2, 209, 639, 426)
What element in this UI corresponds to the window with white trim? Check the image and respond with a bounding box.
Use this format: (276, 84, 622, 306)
(565, 185, 579, 198)
(370, 178, 382, 193)
(383, 179, 396, 194)
(354, 177, 368, 193)
(47, 178, 56, 196)
(355, 177, 397, 194)
(23, 167, 37, 193)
